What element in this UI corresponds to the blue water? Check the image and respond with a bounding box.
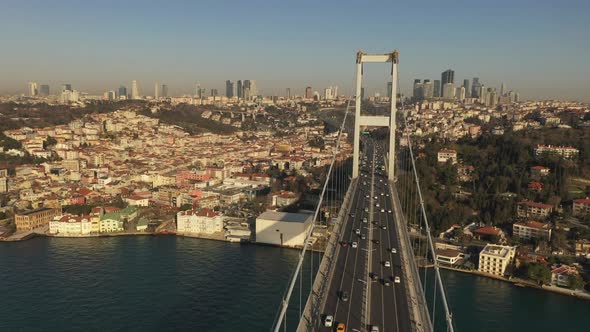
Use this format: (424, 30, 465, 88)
(1, 237, 588, 331)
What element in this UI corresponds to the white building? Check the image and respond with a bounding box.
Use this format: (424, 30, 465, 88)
(478, 244, 516, 276)
(131, 80, 140, 99)
(49, 215, 93, 236)
(177, 208, 224, 234)
(255, 211, 312, 247)
(437, 149, 457, 164)
(513, 221, 552, 241)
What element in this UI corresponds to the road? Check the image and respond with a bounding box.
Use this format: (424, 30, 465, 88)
(318, 137, 412, 331)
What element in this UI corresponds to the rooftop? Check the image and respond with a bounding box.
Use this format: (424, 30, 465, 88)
(257, 211, 312, 223)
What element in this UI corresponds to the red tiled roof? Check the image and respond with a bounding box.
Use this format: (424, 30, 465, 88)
(574, 198, 590, 205)
(515, 220, 550, 230)
(519, 201, 553, 209)
(474, 226, 503, 236)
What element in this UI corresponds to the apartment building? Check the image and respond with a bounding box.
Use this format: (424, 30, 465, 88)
(572, 198, 590, 217)
(534, 144, 579, 159)
(517, 201, 553, 219)
(513, 220, 552, 241)
(15, 207, 61, 231)
(177, 208, 224, 234)
(437, 149, 457, 164)
(478, 244, 516, 276)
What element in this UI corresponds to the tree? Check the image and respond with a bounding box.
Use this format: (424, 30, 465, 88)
(526, 263, 552, 285)
(567, 274, 585, 290)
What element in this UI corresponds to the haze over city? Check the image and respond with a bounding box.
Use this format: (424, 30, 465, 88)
(1, 0, 589, 101)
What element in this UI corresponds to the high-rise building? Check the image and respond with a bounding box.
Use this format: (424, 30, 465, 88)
(479, 85, 487, 104)
(211, 89, 218, 97)
(131, 80, 139, 99)
(27, 82, 38, 96)
(305, 86, 313, 99)
(333, 86, 338, 99)
(118, 86, 127, 99)
(471, 78, 481, 98)
(500, 82, 506, 96)
(154, 82, 160, 99)
(61, 84, 72, 92)
(237, 80, 243, 99)
(225, 80, 234, 98)
(413, 79, 423, 100)
(361, 87, 365, 100)
(456, 86, 466, 101)
(422, 80, 433, 99)
(39, 85, 50, 96)
(441, 70, 454, 97)
(249, 80, 257, 97)
(108, 91, 116, 101)
(162, 84, 168, 98)
(434, 80, 441, 98)
(514, 93, 520, 103)
(387, 82, 392, 98)
(324, 87, 332, 100)
(463, 79, 469, 97)
(286, 88, 291, 99)
(443, 83, 455, 99)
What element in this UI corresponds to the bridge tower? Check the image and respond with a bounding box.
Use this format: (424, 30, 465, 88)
(352, 50, 399, 180)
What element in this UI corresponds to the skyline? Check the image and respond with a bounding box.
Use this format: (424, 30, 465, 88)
(1, 0, 589, 101)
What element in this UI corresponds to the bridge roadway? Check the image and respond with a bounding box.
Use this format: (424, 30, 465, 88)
(317, 139, 411, 331)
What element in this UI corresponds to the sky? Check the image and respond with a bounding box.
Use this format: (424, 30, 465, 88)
(1, 0, 589, 101)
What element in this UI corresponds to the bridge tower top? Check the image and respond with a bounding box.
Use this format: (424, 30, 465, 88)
(352, 50, 399, 180)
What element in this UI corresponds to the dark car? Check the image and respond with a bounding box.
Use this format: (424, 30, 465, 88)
(371, 273, 378, 281)
(373, 239, 380, 244)
(340, 291, 349, 302)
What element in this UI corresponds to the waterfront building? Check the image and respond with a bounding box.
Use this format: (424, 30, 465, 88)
(478, 244, 516, 276)
(517, 201, 553, 219)
(49, 215, 93, 236)
(15, 207, 61, 231)
(513, 221, 552, 241)
(435, 249, 468, 266)
(572, 198, 590, 217)
(176, 208, 224, 234)
(99, 206, 137, 233)
(255, 211, 312, 248)
(550, 265, 579, 288)
(437, 149, 457, 164)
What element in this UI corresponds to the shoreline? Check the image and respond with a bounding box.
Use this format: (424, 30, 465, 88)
(435, 265, 590, 302)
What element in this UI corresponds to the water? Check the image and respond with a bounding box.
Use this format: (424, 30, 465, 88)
(0, 237, 588, 332)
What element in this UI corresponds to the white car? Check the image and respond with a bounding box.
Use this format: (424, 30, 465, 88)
(380, 209, 385, 213)
(394, 276, 401, 284)
(365, 208, 369, 212)
(375, 203, 380, 207)
(355, 229, 361, 235)
(352, 242, 358, 248)
(362, 218, 368, 223)
(380, 193, 384, 196)
(388, 210, 392, 213)
(324, 315, 334, 327)
(384, 261, 391, 267)
(391, 248, 397, 254)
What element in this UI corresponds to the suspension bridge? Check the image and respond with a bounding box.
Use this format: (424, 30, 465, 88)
(271, 50, 456, 332)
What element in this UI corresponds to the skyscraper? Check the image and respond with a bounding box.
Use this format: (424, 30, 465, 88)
(131, 80, 139, 99)
(441, 70, 454, 97)
(225, 80, 234, 98)
(39, 85, 50, 96)
(154, 82, 160, 99)
(286, 88, 291, 99)
(443, 83, 455, 99)
(387, 82, 392, 98)
(434, 80, 441, 98)
(211, 89, 218, 99)
(61, 84, 72, 92)
(118, 86, 127, 99)
(27, 82, 38, 96)
(237, 80, 243, 99)
(413, 79, 422, 100)
(463, 79, 469, 97)
(162, 84, 168, 98)
(422, 80, 433, 99)
(305, 86, 313, 99)
(360, 87, 365, 100)
(249, 80, 257, 97)
(500, 82, 506, 96)
(471, 78, 481, 98)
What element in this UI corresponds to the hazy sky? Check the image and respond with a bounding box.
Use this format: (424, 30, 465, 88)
(1, 0, 589, 101)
